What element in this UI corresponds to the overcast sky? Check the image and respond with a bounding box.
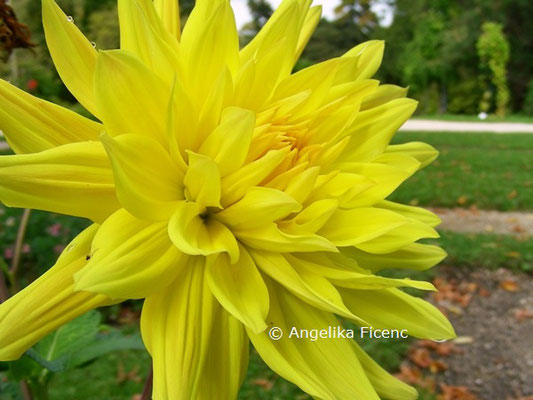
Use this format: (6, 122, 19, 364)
(230, 0, 393, 29)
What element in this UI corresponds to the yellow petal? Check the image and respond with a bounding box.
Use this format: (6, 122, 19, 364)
(181, 0, 239, 106)
(344, 243, 447, 273)
(118, 0, 180, 84)
(281, 199, 338, 235)
(0, 80, 101, 154)
(289, 252, 435, 292)
(101, 133, 183, 221)
(94, 50, 168, 145)
(247, 281, 380, 400)
(318, 208, 407, 247)
(198, 107, 255, 176)
(338, 98, 418, 163)
(355, 218, 439, 254)
(377, 200, 441, 227)
(42, 0, 99, 116)
(234, 39, 293, 110)
(294, 5, 321, 62)
(168, 201, 239, 262)
(154, 0, 181, 39)
(184, 152, 221, 208)
(307, 171, 375, 208)
(0, 225, 115, 361)
(235, 223, 336, 253)
(252, 251, 365, 322)
(0, 141, 120, 223)
(241, 0, 306, 78)
(74, 209, 183, 299)
(206, 246, 269, 333)
(216, 187, 301, 230)
(220, 149, 287, 207)
(342, 40, 385, 81)
(141, 261, 215, 399)
(351, 341, 418, 400)
(339, 287, 456, 340)
(385, 141, 439, 169)
(338, 155, 420, 208)
(284, 166, 320, 204)
(360, 84, 408, 111)
(197, 307, 249, 400)
(272, 58, 339, 118)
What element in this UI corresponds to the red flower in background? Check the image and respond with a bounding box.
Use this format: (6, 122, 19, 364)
(26, 79, 38, 91)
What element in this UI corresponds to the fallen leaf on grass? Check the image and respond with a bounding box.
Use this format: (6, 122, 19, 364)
(514, 309, 533, 322)
(500, 280, 520, 292)
(507, 189, 518, 199)
(252, 378, 274, 390)
(478, 288, 491, 297)
(395, 364, 422, 384)
(116, 362, 142, 384)
(429, 360, 448, 373)
(408, 348, 433, 368)
(457, 195, 468, 205)
(438, 384, 478, 400)
(505, 251, 521, 259)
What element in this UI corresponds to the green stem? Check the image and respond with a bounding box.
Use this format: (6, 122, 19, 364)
(10, 209, 31, 293)
(0, 261, 9, 302)
(140, 366, 153, 400)
(19, 381, 33, 400)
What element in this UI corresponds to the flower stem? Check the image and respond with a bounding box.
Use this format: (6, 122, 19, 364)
(20, 381, 33, 400)
(0, 262, 9, 302)
(140, 365, 153, 400)
(10, 208, 31, 293)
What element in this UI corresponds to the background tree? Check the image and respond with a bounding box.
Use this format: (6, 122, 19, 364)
(476, 22, 510, 116)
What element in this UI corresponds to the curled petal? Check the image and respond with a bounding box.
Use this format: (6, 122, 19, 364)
(101, 133, 183, 221)
(216, 187, 301, 230)
(168, 201, 239, 262)
(184, 152, 221, 208)
(206, 246, 269, 333)
(74, 209, 183, 299)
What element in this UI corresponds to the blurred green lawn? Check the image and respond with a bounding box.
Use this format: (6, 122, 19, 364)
(414, 114, 533, 123)
(390, 132, 533, 211)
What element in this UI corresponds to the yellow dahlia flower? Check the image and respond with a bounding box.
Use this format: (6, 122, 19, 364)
(0, 0, 455, 398)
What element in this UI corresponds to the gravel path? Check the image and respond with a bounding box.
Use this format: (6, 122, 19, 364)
(401, 119, 533, 133)
(431, 266, 533, 400)
(432, 208, 533, 236)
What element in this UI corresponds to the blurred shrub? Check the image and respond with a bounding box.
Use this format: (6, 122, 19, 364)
(476, 22, 510, 116)
(87, 5, 119, 51)
(411, 83, 440, 115)
(447, 78, 483, 115)
(523, 79, 533, 115)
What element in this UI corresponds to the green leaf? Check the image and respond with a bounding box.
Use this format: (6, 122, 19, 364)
(31, 310, 101, 373)
(7, 355, 41, 381)
(67, 332, 145, 368)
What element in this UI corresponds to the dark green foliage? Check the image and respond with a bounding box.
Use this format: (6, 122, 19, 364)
(523, 79, 533, 116)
